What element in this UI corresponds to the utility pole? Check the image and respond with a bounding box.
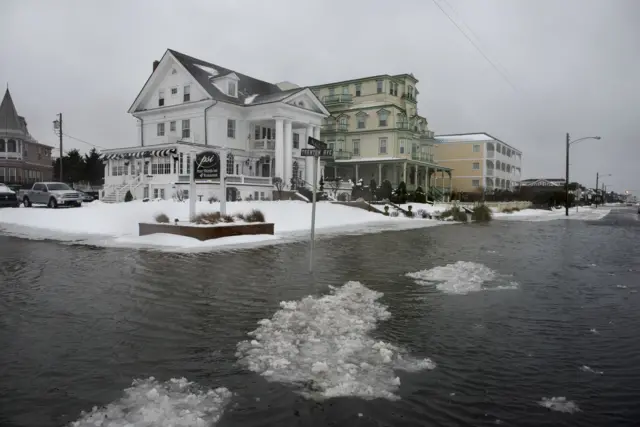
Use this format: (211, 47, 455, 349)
(53, 114, 63, 181)
(595, 172, 599, 208)
(565, 132, 570, 216)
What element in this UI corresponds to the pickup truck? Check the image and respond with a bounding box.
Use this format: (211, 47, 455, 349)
(21, 182, 83, 208)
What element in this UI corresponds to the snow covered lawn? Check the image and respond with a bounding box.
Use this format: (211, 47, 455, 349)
(0, 200, 443, 251)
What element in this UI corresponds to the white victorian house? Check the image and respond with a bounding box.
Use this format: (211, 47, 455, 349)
(101, 49, 329, 202)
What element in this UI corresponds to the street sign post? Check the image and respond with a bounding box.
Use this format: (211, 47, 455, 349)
(301, 145, 332, 272)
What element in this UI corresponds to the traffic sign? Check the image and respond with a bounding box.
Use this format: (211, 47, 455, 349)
(307, 136, 327, 150)
(301, 148, 333, 157)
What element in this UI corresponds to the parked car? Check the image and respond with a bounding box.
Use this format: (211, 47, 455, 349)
(22, 182, 83, 208)
(77, 191, 94, 203)
(0, 183, 20, 208)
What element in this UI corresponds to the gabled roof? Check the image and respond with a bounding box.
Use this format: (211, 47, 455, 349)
(0, 88, 24, 134)
(168, 49, 283, 106)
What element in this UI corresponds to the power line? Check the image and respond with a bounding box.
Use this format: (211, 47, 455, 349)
(431, 0, 517, 92)
(62, 133, 106, 150)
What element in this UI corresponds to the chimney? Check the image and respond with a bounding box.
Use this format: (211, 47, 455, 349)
(153, 60, 160, 71)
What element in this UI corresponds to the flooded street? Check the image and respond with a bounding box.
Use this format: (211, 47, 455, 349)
(1, 208, 639, 426)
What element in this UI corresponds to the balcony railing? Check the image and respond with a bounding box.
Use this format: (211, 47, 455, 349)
(486, 149, 495, 158)
(398, 122, 409, 130)
(252, 139, 275, 150)
(419, 131, 435, 140)
(411, 152, 435, 163)
(486, 168, 494, 176)
(322, 124, 348, 132)
(333, 150, 352, 160)
(323, 94, 353, 105)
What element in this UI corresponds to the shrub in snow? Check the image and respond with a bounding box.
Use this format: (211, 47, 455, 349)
(389, 210, 399, 217)
(154, 213, 170, 223)
(208, 196, 218, 204)
(440, 206, 468, 222)
(472, 205, 492, 222)
(416, 209, 430, 219)
(383, 205, 389, 216)
(377, 180, 393, 201)
(193, 212, 222, 224)
(244, 209, 265, 223)
(413, 187, 427, 203)
(404, 205, 414, 218)
(124, 190, 133, 202)
(222, 214, 235, 223)
(337, 192, 348, 202)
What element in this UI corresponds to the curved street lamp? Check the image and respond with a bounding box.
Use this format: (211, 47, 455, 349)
(565, 133, 601, 216)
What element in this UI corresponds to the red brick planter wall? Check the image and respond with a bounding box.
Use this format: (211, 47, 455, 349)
(139, 222, 275, 241)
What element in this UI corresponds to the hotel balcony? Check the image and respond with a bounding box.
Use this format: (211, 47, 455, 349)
(333, 150, 352, 160)
(322, 124, 349, 133)
(322, 94, 353, 106)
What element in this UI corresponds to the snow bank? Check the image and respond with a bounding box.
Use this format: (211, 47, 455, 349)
(235, 281, 435, 400)
(494, 206, 610, 221)
(406, 261, 519, 295)
(69, 377, 232, 427)
(0, 200, 439, 250)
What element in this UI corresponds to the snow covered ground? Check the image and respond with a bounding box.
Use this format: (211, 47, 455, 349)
(0, 200, 443, 251)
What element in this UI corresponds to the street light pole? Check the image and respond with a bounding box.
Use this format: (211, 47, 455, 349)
(564, 134, 602, 217)
(53, 114, 63, 181)
(565, 133, 570, 216)
(595, 172, 599, 208)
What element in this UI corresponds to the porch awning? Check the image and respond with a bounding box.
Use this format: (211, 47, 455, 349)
(103, 147, 177, 161)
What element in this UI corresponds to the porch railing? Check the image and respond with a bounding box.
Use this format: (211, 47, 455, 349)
(323, 94, 353, 105)
(411, 152, 435, 163)
(252, 139, 275, 150)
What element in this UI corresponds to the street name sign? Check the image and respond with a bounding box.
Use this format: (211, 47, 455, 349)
(307, 136, 327, 150)
(301, 148, 333, 157)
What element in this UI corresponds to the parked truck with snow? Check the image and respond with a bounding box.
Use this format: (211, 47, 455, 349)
(21, 182, 83, 208)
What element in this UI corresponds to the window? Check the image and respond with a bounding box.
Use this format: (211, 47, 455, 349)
(472, 179, 480, 187)
(473, 144, 480, 152)
(171, 87, 178, 96)
(183, 85, 190, 102)
(153, 188, 159, 198)
(342, 86, 349, 94)
(377, 110, 388, 127)
(170, 121, 176, 132)
(329, 87, 335, 95)
(408, 86, 414, 99)
(327, 139, 335, 151)
(254, 125, 261, 140)
(158, 90, 165, 106)
(353, 139, 360, 156)
(399, 139, 406, 154)
(376, 80, 383, 93)
(7, 139, 16, 152)
(157, 123, 165, 136)
(186, 154, 191, 174)
(390, 82, 398, 96)
(151, 157, 171, 175)
(236, 164, 239, 175)
(356, 114, 366, 129)
(182, 120, 190, 138)
(293, 133, 299, 149)
(355, 84, 361, 97)
(339, 116, 348, 130)
(227, 119, 236, 138)
(226, 153, 234, 175)
(473, 162, 480, 170)
(228, 81, 237, 97)
(379, 138, 387, 154)
(179, 152, 184, 174)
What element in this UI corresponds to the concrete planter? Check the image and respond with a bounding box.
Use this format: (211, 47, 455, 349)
(139, 222, 274, 241)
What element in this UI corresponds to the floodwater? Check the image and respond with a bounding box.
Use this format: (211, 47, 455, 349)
(1, 207, 639, 426)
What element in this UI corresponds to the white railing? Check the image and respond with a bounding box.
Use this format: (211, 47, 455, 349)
(486, 169, 494, 176)
(252, 139, 275, 150)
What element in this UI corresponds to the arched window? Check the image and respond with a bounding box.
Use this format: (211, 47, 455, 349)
(227, 152, 234, 175)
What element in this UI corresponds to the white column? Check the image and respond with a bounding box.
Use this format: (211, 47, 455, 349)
(305, 125, 314, 185)
(275, 118, 285, 180)
(284, 119, 293, 187)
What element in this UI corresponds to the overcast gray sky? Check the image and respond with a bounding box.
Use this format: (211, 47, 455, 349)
(1, 0, 638, 193)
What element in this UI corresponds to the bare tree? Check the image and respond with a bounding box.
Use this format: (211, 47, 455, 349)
(273, 177, 285, 200)
(173, 188, 186, 202)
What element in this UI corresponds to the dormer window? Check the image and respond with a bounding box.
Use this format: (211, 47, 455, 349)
(228, 81, 237, 97)
(158, 90, 165, 107)
(183, 85, 190, 102)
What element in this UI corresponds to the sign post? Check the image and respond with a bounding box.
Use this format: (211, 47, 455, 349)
(189, 150, 197, 221)
(220, 148, 227, 216)
(304, 137, 333, 272)
(193, 150, 221, 219)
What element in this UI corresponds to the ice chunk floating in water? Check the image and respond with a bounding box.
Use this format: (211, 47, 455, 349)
(69, 377, 232, 427)
(235, 281, 435, 400)
(538, 396, 580, 413)
(406, 261, 519, 295)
